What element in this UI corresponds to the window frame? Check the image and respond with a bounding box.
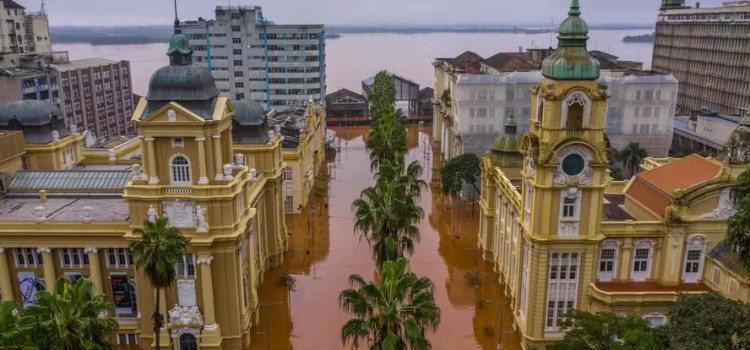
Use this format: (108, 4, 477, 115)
(170, 154, 192, 186)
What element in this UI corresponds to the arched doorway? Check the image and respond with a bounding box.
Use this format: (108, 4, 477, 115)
(179, 333, 198, 350)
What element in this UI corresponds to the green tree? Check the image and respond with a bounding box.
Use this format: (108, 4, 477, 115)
(366, 106, 408, 171)
(440, 153, 481, 197)
(547, 309, 661, 350)
(665, 292, 750, 350)
(339, 258, 441, 350)
(368, 70, 397, 121)
(619, 143, 648, 178)
(0, 300, 29, 349)
(376, 160, 427, 200)
(728, 169, 750, 275)
(23, 277, 119, 350)
(129, 218, 187, 350)
(353, 181, 424, 266)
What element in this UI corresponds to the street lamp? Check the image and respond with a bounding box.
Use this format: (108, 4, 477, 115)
(485, 299, 510, 350)
(256, 301, 283, 350)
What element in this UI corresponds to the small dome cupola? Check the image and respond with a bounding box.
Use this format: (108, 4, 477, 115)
(490, 115, 523, 167)
(168, 33, 192, 66)
(541, 0, 601, 81)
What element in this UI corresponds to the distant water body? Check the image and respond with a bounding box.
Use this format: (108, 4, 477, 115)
(53, 30, 654, 96)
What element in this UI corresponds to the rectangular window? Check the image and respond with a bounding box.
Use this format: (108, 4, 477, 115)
(15, 248, 42, 267)
(685, 250, 701, 273)
(232, 38, 242, 44)
(636, 90, 642, 100)
(562, 198, 576, 218)
(235, 82, 244, 88)
(231, 26, 241, 32)
(644, 90, 654, 100)
(477, 108, 487, 118)
(655, 90, 661, 101)
(117, 334, 138, 345)
(545, 252, 581, 331)
(236, 93, 245, 100)
(633, 248, 649, 272)
(599, 249, 615, 272)
(60, 248, 89, 268)
(107, 249, 134, 268)
(233, 49, 242, 55)
(175, 254, 196, 278)
(233, 60, 243, 66)
(234, 71, 244, 77)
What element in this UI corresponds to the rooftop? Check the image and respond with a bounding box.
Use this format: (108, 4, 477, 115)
(8, 170, 133, 193)
(0, 196, 129, 222)
(49, 58, 119, 72)
(602, 194, 635, 221)
(0, 0, 24, 9)
(625, 154, 723, 216)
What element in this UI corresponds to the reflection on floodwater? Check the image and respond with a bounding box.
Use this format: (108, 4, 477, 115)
(248, 125, 522, 350)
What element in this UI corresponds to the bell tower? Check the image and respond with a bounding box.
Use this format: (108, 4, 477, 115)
(518, 0, 610, 343)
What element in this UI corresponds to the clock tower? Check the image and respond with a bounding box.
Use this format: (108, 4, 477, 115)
(517, 0, 610, 343)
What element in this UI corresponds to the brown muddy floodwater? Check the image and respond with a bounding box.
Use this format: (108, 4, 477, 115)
(248, 125, 522, 350)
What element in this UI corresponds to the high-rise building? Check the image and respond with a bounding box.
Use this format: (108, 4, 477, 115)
(178, 6, 326, 111)
(652, 0, 750, 115)
(0, 0, 51, 54)
(50, 58, 136, 137)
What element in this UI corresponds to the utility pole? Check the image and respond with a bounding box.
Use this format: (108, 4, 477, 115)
(485, 300, 511, 350)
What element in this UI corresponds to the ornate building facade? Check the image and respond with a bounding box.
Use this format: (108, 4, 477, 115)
(478, 1, 750, 348)
(0, 32, 296, 350)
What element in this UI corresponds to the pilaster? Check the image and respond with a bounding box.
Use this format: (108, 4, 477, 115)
(0, 248, 14, 301)
(84, 248, 104, 295)
(213, 135, 223, 181)
(197, 255, 222, 347)
(196, 137, 209, 185)
(38, 248, 56, 290)
(145, 137, 159, 184)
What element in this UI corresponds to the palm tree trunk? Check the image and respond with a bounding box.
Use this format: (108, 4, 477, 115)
(154, 286, 162, 350)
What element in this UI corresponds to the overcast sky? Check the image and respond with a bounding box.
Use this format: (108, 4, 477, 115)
(17, 0, 725, 27)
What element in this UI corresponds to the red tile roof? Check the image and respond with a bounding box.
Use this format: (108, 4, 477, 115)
(625, 154, 723, 216)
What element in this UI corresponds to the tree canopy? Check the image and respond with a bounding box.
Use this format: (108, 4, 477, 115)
(441, 153, 481, 197)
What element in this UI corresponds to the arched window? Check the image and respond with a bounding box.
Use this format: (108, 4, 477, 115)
(535, 93, 544, 124)
(562, 91, 592, 129)
(170, 155, 191, 185)
(683, 235, 707, 283)
(179, 334, 197, 350)
(597, 240, 620, 282)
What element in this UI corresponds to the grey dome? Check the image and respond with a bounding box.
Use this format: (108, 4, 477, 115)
(146, 65, 219, 101)
(0, 100, 64, 126)
(232, 99, 266, 126)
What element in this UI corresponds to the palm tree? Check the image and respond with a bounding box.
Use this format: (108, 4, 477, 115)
(376, 160, 427, 200)
(22, 277, 118, 349)
(129, 218, 187, 350)
(0, 300, 28, 349)
(619, 143, 648, 178)
(339, 258, 441, 350)
(353, 182, 424, 266)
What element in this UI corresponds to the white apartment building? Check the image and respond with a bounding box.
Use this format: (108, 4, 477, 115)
(0, 0, 51, 54)
(440, 70, 678, 159)
(178, 6, 326, 111)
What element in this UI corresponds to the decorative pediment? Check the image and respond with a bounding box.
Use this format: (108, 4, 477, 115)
(700, 188, 737, 219)
(141, 103, 207, 124)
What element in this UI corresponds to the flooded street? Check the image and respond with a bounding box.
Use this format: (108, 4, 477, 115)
(248, 125, 521, 350)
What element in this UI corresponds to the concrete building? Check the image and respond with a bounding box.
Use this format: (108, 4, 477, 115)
(50, 58, 136, 137)
(324, 88, 367, 119)
(178, 6, 326, 111)
(672, 108, 744, 155)
(0, 33, 302, 349)
(653, 0, 750, 115)
(0, 52, 136, 138)
(0, 0, 51, 54)
(478, 3, 750, 347)
(435, 53, 678, 160)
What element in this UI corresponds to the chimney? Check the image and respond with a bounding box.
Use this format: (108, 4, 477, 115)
(696, 2, 700, 8)
(39, 190, 47, 203)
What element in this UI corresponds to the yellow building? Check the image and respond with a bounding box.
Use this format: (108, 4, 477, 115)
(0, 129, 25, 180)
(0, 33, 291, 350)
(267, 101, 327, 213)
(0, 100, 85, 170)
(477, 1, 750, 348)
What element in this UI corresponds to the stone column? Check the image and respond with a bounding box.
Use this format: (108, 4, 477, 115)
(212, 135, 223, 181)
(38, 248, 56, 291)
(0, 249, 14, 301)
(195, 137, 209, 185)
(84, 248, 104, 295)
(197, 255, 222, 346)
(145, 137, 159, 184)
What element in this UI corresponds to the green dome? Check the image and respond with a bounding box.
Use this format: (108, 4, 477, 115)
(168, 34, 191, 55)
(490, 115, 523, 167)
(541, 0, 600, 81)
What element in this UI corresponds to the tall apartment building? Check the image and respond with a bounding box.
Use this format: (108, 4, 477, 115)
(0, 52, 136, 137)
(0, 0, 51, 54)
(653, 0, 750, 115)
(178, 6, 326, 111)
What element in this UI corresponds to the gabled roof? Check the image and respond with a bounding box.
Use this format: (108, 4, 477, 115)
(436, 51, 485, 69)
(1, 0, 24, 9)
(418, 87, 434, 99)
(482, 52, 538, 71)
(325, 88, 365, 104)
(625, 154, 723, 216)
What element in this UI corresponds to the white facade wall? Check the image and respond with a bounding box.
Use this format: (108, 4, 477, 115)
(451, 71, 678, 159)
(179, 6, 325, 111)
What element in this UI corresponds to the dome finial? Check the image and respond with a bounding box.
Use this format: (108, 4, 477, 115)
(569, 0, 581, 16)
(504, 114, 518, 134)
(541, 0, 600, 80)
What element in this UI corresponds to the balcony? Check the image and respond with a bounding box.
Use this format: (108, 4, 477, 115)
(588, 282, 709, 306)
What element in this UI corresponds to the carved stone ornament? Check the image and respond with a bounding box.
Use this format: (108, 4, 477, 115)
(177, 279, 197, 307)
(168, 304, 203, 327)
(525, 146, 536, 178)
(147, 205, 157, 222)
(163, 199, 196, 228)
(167, 109, 177, 122)
(553, 145, 594, 186)
(196, 206, 209, 232)
(700, 188, 737, 219)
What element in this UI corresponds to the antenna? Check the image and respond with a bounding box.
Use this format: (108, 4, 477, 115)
(548, 17, 554, 48)
(173, 0, 179, 27)
(40, 0, 46, 15)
